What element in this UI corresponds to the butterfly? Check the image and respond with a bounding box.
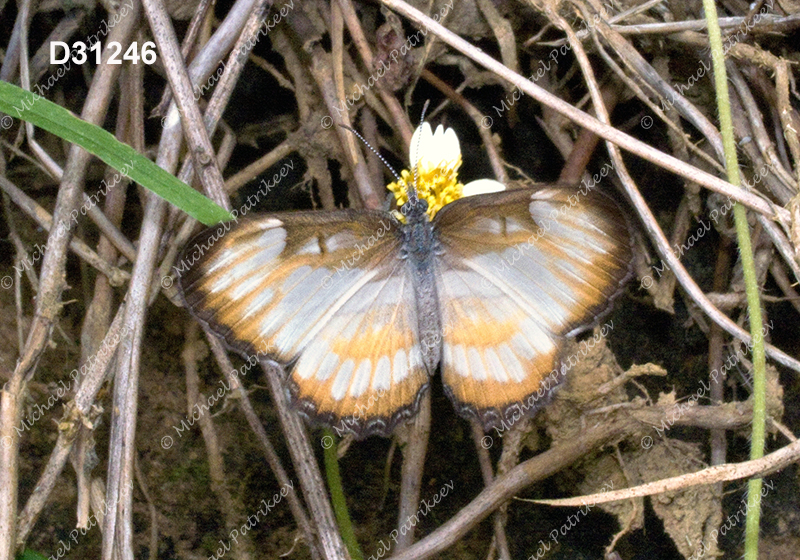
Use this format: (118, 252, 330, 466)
(177, 123, 634, 438)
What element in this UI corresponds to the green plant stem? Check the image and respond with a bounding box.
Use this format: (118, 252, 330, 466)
(323, 429, 364, 560)
(701, 2, 767, 558)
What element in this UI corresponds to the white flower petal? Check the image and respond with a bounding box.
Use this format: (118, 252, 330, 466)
(409, 123, 433, 167)
(409, 123, 462, 171)
(440, 127, 460, 164)
(462, 179, 507, 197)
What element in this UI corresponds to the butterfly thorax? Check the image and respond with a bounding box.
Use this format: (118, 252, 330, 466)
(399, 198, 435, 254)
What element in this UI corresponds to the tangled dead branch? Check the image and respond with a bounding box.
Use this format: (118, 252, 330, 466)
(1, 0, 799, 558)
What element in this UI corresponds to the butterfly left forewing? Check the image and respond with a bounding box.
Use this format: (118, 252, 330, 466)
(178, 211, 429, 437)
(432, 185, 633, 429)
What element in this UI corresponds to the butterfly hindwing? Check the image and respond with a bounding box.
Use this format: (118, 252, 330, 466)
(178, 211, 430, 437)
(432, 185, 634, 429)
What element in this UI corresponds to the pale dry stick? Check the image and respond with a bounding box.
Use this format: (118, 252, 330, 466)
(331, 1, 346, 117)
(768, 260, 800, 315)
(259, 361, 350, 560)
(774, 61, 800, 188)
(490, 419, 530, 560)
(0, 193, 36, 351)
(270, 26, 317, 126)
(387, 402, 757, 560)
(17, 0, 67, 182)
(330, 0, 359, 211)
(152, 0, 216, 117)
(81, 194, 139, 262)
(203, 334, 322, 560)
(160, 0, 271, 233)
(577, 0, 727, 162)
(729, 47, 800, 260)
(731, 124, 800, 280)
(729, 65, 797, 198)
(361, 109, 385, 191)
(328, 4, 397, 159)
(75, 70, 137, 530)
(183, 323, 255, 560)
(143, 0, 227, 209)
(475, 0, 519, 78)
(559, 85, 626, 188)
(535, 438, 800, 508)
(606, 0, 663, 25)
(302, 3, 380, 210)
(655, 198, 693, 313)
(0, 6, 140, 557)
(607, 13, 800, 35)
(224, 136, 298, 193)
(585, 21, 725, 177)
(0, 0, 32, 83)
(78, 61, 143, 364)
(1, 136, 137, 264)
(393, 392, 431, 551)
(340, 54, 397, 136)
(15, 304, 127, 546)
(706, 247, 730, 553)
(380, 0, 800, 373)
(335, 0, 414, 148)
(102, 268, 151, 560)
(470, 422, 511, 560)
(525, 0, 661, 49)
(165, 0, 270, 208)
(736, 57, 799, 152)
(311, 44, 382, 209)
(249, 53, 296, 91)
(0, 177, 129, 285)
(727, 88, 794, 205)
(101, 1, 261, 557)
(708, 239, 732, 469)
(769, 418, 798, 443)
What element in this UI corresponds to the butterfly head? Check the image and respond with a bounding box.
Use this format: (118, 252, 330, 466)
(388, 123, 506, 223)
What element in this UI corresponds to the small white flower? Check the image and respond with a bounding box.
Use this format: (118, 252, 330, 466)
(388, 123, 507, 218)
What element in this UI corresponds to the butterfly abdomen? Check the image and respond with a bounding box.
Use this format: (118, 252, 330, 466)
(397, 214, 442, 374)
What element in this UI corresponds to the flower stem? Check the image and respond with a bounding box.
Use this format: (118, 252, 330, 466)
(323, 429, 364, 560)
(700, 2, 767, 558)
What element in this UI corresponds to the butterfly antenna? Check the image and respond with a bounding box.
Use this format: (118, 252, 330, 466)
(339, 124, 404, 186)
(409, 100, 431, 205)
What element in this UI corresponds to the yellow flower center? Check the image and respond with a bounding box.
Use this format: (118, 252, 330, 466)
(386, 155, 464, 221)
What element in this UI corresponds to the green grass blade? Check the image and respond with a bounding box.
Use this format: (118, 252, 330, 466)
(16, 550, 49, 560)
(0, 80, 232, 225)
